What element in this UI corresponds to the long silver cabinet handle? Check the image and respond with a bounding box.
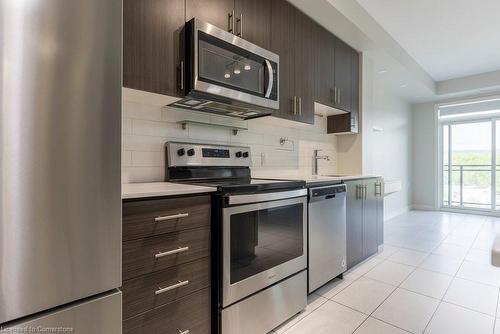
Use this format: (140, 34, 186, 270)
(155, 246, 189, 259)
(298, 97, 302, 115)
(364, 185, 367, 200)
(228, 11, 235, 33)
(178, 330, 190, 334)
(155, 280, 189, 295)
(154, 212, 189, 222)
(237, 13, 243, 37)
(180, 61, 185, 90)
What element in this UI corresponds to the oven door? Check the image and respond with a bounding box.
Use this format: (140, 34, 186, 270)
(190, 19, 279, 110)
(222, 190, 307, 307)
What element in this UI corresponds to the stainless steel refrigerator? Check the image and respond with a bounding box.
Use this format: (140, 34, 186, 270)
(0, 0, 122, 332)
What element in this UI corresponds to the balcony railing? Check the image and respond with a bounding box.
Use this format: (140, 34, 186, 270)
(443, 164, 499, 209)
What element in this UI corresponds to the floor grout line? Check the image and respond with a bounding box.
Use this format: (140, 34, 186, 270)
(281, 212, 500, 334)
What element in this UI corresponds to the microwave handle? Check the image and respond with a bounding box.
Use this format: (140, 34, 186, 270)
(264, 60, 274, 98)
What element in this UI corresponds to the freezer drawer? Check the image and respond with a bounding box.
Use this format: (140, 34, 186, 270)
(1, 291, 122, 334)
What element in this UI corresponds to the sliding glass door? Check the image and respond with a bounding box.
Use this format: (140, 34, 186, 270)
(442, 120, 496, 210)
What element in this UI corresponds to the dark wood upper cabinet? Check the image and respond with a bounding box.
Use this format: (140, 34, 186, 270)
(270, 0, 316, 125)
(123, 0, 184, 97)
(315, 27, 336, 108)
(186, 0, 271, 49)
(270, 0, 296, 121)
(186, 0, 235, 32)
(234, 0, 272, 49)
(334, 38, 353, 112)
(327, 47, 360, 134)
(293, 10, 318, 124)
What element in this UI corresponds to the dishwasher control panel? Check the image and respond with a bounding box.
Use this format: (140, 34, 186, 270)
(311, 184, 346, 197)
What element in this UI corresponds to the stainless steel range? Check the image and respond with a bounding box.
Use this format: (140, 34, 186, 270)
(166, 142, 307, 334)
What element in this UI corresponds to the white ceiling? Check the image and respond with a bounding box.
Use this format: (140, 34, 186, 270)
(355, 0, 500, 82)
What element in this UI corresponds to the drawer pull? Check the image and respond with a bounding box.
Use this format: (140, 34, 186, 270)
(178, 330, 190, 334)
(154, 213, 189, 222)
(155, 246, 190, 259)
(155, 280, 190, 295)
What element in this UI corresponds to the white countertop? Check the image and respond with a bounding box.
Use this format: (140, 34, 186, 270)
(258, 174, 380, 185)
(122, 182, 216, 199)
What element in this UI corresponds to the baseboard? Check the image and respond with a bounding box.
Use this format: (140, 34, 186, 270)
(411, 204, 438, 211)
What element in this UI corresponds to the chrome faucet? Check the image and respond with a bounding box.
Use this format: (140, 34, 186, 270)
(312, 149, 330, 175)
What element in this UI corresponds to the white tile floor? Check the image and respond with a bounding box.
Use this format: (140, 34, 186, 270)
(271, 210, 500, 334)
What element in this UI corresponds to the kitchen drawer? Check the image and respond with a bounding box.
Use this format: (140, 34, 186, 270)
(123, 196, 210, 241)
(122, 257, 210, 319)
(123, 227, 210, 280)
(123, 287, 210, 334)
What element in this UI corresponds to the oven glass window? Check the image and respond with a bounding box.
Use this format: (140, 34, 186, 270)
(230, 203, 304, 284)
(198, 31, 266, 96)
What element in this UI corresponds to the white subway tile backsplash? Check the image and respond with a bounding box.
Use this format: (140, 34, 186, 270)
(122, 151, 132, 167)
(124, 102, 162, 121)
(122, 92, 339, 183)
(123, 134, 167, 152)
(230, 131, 264, 146)
(188, 124, 231, 142)
(133, 119, 187, 138)
(132, 151, 164, 167)
(122, 166, 164, 183)
(122, 118, 132, 135)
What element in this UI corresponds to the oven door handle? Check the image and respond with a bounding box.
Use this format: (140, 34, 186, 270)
(227, 189, 307, 205)
(264, 59, 274, 98)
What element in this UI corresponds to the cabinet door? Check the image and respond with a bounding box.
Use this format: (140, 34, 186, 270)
(123, 0, 185, 97)
(376, 179, 384, 246)
(293, 10, 317, 124)
(315, 27, 336, 108)
(234, 0, 271, 49)
(270, 0, 295, 121)
(334, 39, 353, 112)
(346, 181, 364, 268)
(350, 51, 360, 134)
(186, 0, 235, 31)
(363, 179, 379, 257)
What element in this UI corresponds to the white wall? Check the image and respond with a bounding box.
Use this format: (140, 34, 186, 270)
(362, 54, 414, 220)
(122, 89, 338, 183)
(411, 103, 438, 210)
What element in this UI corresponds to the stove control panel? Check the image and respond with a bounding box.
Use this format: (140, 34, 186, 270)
(166, 142, 251, 167)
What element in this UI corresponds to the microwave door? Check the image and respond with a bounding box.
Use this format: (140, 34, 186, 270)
(190, 19, 279, 110)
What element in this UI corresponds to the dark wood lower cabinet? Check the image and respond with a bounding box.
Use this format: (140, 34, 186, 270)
(122, 257, 210, 319)
(123, 227, 210, 280)
(122, 195, 211, 334)
(345, 178, 384, 268)
(123, 288, 211, 334)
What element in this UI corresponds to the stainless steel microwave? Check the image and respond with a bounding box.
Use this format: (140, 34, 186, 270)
(171, 18, 279, 120)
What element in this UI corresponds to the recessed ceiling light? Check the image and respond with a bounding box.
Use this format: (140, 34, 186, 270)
(378, 69, 388, 74)
(400, 84, 408, 88)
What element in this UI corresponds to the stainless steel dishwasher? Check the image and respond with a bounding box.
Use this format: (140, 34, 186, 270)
(308, 183, 347, 293)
